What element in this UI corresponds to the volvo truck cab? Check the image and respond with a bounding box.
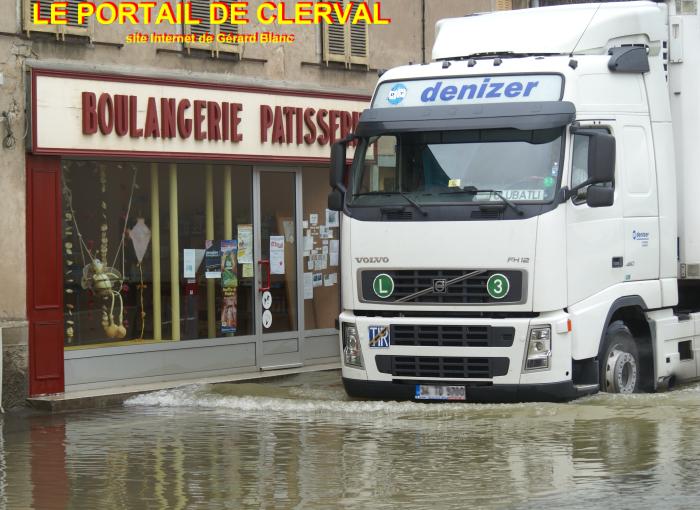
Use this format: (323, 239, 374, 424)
(330, 1, 700, 401)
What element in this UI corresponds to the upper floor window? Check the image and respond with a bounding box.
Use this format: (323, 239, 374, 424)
(496, 0, 513, 10)
(23, 0, 92, 40)
(184, 0, 241, 58)
(323, 0, 369, 69)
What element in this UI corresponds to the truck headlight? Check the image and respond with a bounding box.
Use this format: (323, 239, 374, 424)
(524, 326, 551, 371)
(342, 323, 364, 369)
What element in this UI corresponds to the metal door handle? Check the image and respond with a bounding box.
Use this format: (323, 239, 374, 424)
(258, 259, 271, 292)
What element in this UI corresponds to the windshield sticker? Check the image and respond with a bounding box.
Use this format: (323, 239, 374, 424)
(474, 189, 546, 201)
(448, 178, 461, 188)
(373, 74, 562, 108)
(543, 176, 555, 188)
(387, 83, 407, 105)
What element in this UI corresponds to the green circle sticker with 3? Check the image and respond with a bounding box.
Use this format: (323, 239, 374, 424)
(373, 274, 394, 299)
(486, 273, 510, 300)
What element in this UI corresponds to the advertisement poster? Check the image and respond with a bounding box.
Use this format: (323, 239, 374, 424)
(237, 224, 253, 264)
(303, 272, 314, 300)
(204, 240, 221, 278)
(183, 249, 196, 278)
(326, 209, 340, 228)
(270, 236, 285, 275)
(221, 240, 238, 334)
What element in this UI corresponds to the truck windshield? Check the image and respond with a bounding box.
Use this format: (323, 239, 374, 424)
(349, 127, 563, 207)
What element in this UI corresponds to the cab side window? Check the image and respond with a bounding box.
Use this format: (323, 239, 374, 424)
(571, 128, 614, 205)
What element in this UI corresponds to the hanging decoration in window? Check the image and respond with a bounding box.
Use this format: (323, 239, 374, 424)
(62, 165, 138, 340)
(63, 167, 76, 343)
(129, 218, 151, 339)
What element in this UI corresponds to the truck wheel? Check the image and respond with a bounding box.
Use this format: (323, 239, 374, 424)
(600, 321, 639, 394)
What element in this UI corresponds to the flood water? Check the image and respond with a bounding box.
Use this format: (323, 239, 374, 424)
(3, 370, 700, 509)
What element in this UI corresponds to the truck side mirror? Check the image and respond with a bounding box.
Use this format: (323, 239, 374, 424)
(328, 188, 344, 211)
(587, 131, 616, 184)
(330, 142, 347, 189)
(328, 141, 348, 212)
(586, 185, 614, 208)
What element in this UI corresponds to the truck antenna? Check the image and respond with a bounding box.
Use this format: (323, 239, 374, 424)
(569, 4, 602, 57)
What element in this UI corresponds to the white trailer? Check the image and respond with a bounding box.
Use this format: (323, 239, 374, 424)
(328, 0, 700, 401)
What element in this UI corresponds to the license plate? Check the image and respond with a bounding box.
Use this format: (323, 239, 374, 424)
(415, 384, 466, 401)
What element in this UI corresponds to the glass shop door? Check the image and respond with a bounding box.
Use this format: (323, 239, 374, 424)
(253, 167, 303, 370)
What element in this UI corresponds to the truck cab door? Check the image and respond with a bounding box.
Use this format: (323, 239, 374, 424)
(565, 124, 624, 306)
(618, 121, 660, 283)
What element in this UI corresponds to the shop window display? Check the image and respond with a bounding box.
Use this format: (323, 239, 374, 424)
(62, 160, 253, 348)
(302, 167, 341, 330)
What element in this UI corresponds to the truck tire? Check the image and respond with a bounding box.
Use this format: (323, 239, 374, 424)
(600, 321, 640, 394)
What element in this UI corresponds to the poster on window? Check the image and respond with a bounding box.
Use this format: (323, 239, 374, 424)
(270, 236, 285, 275)
(205, 240, 221, 278)
(326, 209, 340, 228)
(221, 239, 238, 334)
(237, 224, 253, 264)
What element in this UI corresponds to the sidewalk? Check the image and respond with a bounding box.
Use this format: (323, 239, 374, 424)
(27, 362, 340, 412)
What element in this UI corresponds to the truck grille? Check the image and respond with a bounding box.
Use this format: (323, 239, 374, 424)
(360, 269, 523, 304)
(375, 355, 509, 379)
(391, 325, 515, 347)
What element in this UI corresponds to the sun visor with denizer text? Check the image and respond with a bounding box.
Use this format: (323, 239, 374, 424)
(354, 102, 576, 137)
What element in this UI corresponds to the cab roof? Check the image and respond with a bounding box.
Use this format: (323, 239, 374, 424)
(432, 1, 666, 60)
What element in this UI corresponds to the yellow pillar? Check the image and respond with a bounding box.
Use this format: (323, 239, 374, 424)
(169, 164, 180, 341)
(206, 165, 216, 338)
(222, 166, 233, 338)
(150, 164, 162, 340)
(224, 166, 233, 239)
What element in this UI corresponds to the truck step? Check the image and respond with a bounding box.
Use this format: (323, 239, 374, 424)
(574, 384, 599, 396)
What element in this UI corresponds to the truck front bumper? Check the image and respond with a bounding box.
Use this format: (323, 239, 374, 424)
(339, 310, 585, 402)
(343, 377, 589, 403)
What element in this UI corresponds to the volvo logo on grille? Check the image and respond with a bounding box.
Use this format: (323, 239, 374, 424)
(432, 279, 447, 293)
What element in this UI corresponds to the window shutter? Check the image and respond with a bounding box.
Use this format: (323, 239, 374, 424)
(65, 0, 87, 27)
(348, 2, 368, 67)
(324, 4, 347, 65)
(323, 0, 369, 68)
(217, 9, 240, 54)
(189, 0, 212, 38)
(30, 0, 51, 22)
(22, 0, 92, 38)
(24, 0, 91, 38)
(185, 0, 240, 57)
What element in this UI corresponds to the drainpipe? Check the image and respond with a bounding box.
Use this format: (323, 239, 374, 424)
(421, 0, 426, 64)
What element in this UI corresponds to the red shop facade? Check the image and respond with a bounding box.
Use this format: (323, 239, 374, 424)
(27, 68, 368, 395)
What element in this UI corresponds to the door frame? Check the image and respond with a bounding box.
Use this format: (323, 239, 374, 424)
(253, 166, 304, 370)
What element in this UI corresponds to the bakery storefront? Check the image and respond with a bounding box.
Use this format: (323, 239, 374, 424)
(26, 68, 367, 396)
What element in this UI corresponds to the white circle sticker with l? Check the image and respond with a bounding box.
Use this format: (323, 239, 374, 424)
(262, 310, 273, 329)
(262, 291, 272, 310)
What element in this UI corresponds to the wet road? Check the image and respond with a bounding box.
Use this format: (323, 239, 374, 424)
(3, 370, 700, 509)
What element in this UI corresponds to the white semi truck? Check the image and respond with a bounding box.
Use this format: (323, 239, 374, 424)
(328, 0, 700, 401)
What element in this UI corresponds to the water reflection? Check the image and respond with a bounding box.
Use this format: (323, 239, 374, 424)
(3, 372, 700, 509)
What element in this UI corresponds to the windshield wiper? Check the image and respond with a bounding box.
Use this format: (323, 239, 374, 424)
(352, 191, 428, 216)
(441, 186, 524, 216)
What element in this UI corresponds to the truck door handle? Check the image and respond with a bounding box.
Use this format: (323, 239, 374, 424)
(612, 257, 623, 268)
